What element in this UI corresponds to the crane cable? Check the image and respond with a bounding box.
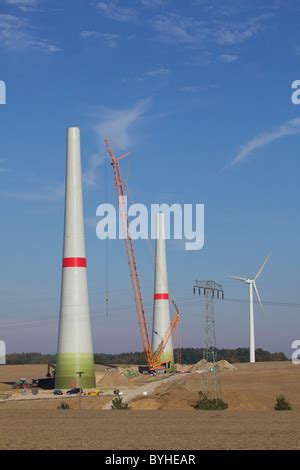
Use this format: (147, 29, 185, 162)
(103, 145, 135, 319)
(104, 146, 109, 317)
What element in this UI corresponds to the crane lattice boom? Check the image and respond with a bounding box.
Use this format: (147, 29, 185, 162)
(105, 138, 179, 371)
(151, 301, 180, 368)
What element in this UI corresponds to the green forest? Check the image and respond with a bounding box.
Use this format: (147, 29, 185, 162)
(5, 348, 288, 365)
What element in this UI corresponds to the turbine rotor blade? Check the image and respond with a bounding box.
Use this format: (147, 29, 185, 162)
(228, 276, 247, 282)
(255, 252, 271, 281)
(253, 282, 264, 314)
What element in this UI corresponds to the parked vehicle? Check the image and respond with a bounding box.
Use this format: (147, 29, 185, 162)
(84, 389, 102, 397)
(66, 388, 83, 395)
(53, 389, 63, 396)
(14, 378, 29, 389)
(31, 377, 55, 390)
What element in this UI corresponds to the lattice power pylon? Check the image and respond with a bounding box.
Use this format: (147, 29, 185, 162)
(193, 280, 224, 400)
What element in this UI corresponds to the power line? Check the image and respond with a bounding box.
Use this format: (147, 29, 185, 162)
(0, 292, 298, 330)
(218, 297, 300, 309)
(2, 292, 299, 311)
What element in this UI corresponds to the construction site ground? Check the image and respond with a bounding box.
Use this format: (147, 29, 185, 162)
(0, 361, 299, 449)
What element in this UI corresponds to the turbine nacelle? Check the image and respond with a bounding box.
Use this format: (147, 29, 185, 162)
(228, 276, 255, 286)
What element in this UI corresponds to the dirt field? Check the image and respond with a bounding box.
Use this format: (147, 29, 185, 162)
(116, 361, 299, 413)
(0, 364, 48, 391)
(131, 361, 300, 411)
(0, 361, 299, 449)
(221, 362, 300, 411)
(0, 410, 299, 450)
(0, 363, 158, 393)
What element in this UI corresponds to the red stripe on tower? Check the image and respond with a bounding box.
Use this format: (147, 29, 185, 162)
(63, 257, 87, 268)
(154, 293, 169, 300)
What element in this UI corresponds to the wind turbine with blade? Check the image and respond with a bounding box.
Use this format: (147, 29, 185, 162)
(228, 253, 271, 363)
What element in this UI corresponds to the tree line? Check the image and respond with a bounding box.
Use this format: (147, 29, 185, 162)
(5, 348, 288, 365)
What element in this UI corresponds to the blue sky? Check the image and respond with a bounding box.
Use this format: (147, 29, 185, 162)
(0, 0, 299, 356)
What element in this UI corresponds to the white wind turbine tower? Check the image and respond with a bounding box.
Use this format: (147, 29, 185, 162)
(228, 253, 271, 363)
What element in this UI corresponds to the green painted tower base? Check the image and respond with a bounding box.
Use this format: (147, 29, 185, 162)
(160, 351, 175, 371)
(55, 352, 95, 389)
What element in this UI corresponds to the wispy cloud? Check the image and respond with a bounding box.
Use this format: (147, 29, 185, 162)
(181, 85, 203, 93)
(141, 0, 168, 7)
(219, 53, 239, 63)
(194, 0, 279, 18)
(81, 31, 119, 48)
(230, 118, 300, 166)
(96, 33, 119, 49)
(186, 51, 213, 66)
(96, 1, 137, 22)
(80, 30, 100, 39)
(143, 64, 169, 77)
(83, 153, 105, 187)
(181, 83, 219, 92)
(151, 13, 201, 46)
(4, 0, 38, 11)
(2, 184, 65, 201)
(83, 99, 151, 186)
(94, 98, 151, 148)
(0, 14, 61, 52)
(151, 11, 273, 48)
(215, 14, 273, 46)
(122, 64, 170, 83)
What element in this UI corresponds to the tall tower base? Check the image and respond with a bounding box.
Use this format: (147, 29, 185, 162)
(55, 353, 95, 389)
(55, 127, 95, 390)
(152, 212, 174, 369)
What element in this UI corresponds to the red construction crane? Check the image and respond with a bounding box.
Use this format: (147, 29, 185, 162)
(104, 138, 180, 372)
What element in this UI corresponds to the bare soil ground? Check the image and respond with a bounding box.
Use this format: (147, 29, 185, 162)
(0, 361, 299, 449)
(0, 410, 299, 450)
(0, 364, 48, 391)
(0, 395, 111, 411)
(132, 361, 300, 411)
(221, 362, 300, 411)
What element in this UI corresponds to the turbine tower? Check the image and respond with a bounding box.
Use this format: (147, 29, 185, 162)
(152, 212, 174, 369)
(228, 253, 271, 363)
(55, 127, 95, 389)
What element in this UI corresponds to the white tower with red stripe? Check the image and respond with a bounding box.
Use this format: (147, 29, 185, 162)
(152, 212, 174, 368)
(55, 127, 95, 390)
